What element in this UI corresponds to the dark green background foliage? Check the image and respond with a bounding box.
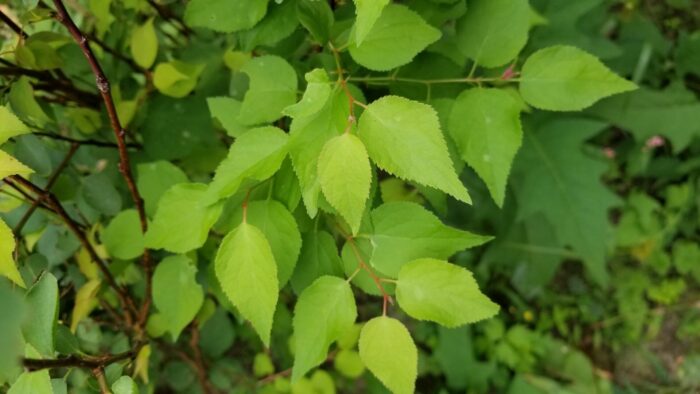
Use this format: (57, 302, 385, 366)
(1, 0, 699, 393)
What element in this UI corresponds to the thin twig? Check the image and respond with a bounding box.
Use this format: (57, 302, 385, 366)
(0, 9, 28, 38)
(14, 143, 79, 234)
(34, 131, 141, 149)
(52, 0, 152, 334)
(93, 367, 111, 394)
(23, 344, 142, 371)
(145, 0, 193, 36)
(189, 325, 218, 394)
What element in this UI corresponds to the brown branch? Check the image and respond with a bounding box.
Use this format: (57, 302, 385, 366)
(23, 344, 142, 372)
(51, 0, 152, 333)
(14, 143, 79, 235)
(155, 337, 219, 394)
(0, 9, 27, 38)
(189, 325, 218, 394)
(34, 131, 141, 149)
(8, 175, 137, 323)
(93, 367, 110, 394)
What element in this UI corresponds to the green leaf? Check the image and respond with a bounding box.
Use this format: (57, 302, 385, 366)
(448, 88, 523, 206)
(102, 209, 145, 260)
(229, 200, 301, 286)
(396, 258, 499, 327)
(207, 97, 249, 138)
(205, 126, 288, 204)
(455, 0, 530, 67)
(291, 231, 344, 294)
(369, 202, 491, 277)
(353, 0, 390, 45)
(238, 0, 299, 50)
(70, 279, 100, 332)
(145, 183, 224, 254)
(297, 0, 334, 44)
(0, 219, 25, 288)
(22, 273, 58, 357)
(341, 238, 395, 296)
(153, 60, 204, 98)
(136, 161, 189, 217)
(359, 316, 417, 394)
(130, 17, 157, 69)
(292, 276, 357, 381)
(238, 55, 298, 125)
(318, 133, 371, 235)
(112, 376, 139, 394)
(0, 281, 25, 384)
(358, 96, 471, 203)
(184, 0, 270, 33)
(9, 77, 51, 128)
(283, 69, 332, 119)
(0, 150, 33, 179)
(289, 88, 349, 217)
(349, 4, 441, 71)
(0, 105, 30, 145)
(215, 222, 278, 346)
(7, 370, 52, 394)
(520, 45, 637, 111)
(511, 118, 619, 284)
(587, 84, 700, 151)
(153, 255, 204, 340)
(81, 172, 122, 216)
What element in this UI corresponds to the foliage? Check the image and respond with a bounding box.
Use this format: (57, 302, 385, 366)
(0, 0, 699, 393)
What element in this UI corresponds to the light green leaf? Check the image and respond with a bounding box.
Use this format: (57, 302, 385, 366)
(153, 255, 204, 340)
(353, 0, 390, 45)
(318, 133, 371, 235)
(238, 55, 298, 125)
(511, 118, 619, 285)
(102, 209, 145, 260)
(229, 200, 301, 286)
(0, 150, 33, 179)
(0, 218, 25, 288)
(520, 45, 638, 111)
(112, 376, 139, 394)
(289, 88, 349, 217)
(9, 77, 51, 128)
(455, 0, 530, 67)
(283, 69, 332, 119)
(153, 60, 204, 98)
(292, 276, 357, 381)
(359, 316, 417, 394)
(237, 0, 299, 50)
(207, 97, 249, 138)
(291, 231, 344, 294)
(349, 4, 441, 71)
(0, 105, 30, 145)
(358, 96, 470, 203)
(215, 222, 278, 346)
(7, 370, 52, 394)
(136, 161, 189, 217)
(70, 279, 100, 332)
(396, 258, 499, 327)
(205, 126, 288, 204)
(448, 88, 523, 206)
(369, 202, 491, 277)
(297, 0, 334, 44)
(130, 17, 157, 69)
(22, 273, 58, 357)
(184, 0, 269, 33)
(341, 238, 395, 296)
(145, 183, 224, 254)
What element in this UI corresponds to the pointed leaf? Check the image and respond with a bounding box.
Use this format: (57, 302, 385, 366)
(102, 209, 145, 260)
(359, 316, 417, 394)
(349, 4, 441, 71)
(455, 0, 530, 67)
(238, 55, 298, 125)
(396, 258, 499, 327)
(0, 218, 25, 287)
(153, 255, 204, 340)
(353, 0, 390, 45)
(358, 96, 470, 203)
(318, 133, 371, 234)
(0, 151, 33, 179)
(370, 202, 492, 277)
(292, 276, 356, 381)
(520, 45, 637, 111)
(215, 222, 278, 346)
(291, 231, 344, 294)
(207, 97, 249, 138)
(70, 279, 100, 332)
(205, 126, 289, 204)
(184, 0, 270, 33)
(283, 69, 332, 119)
(448, 88, 523, 206)
(22, 273, 58, 357)
(130, 18, 157, 69)
(0, 105, 30, 145)
(145, 183, 224, 254)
